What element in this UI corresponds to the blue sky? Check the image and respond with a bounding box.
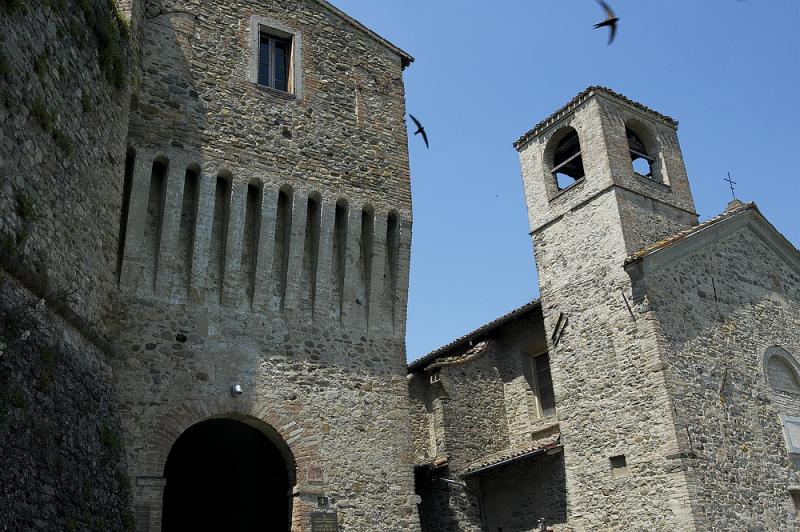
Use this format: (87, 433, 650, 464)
(329, 0, 800, 362)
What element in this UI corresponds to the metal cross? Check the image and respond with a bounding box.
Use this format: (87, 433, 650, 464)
(724, 172, 737, 200)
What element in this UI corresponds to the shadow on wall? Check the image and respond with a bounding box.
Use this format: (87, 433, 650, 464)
(415, 452, 567, 531)
(480, 451, 567, 531)
(118, 6, 405, 327)
(415, 467, 482, 531)
(117, 3, 212, 302)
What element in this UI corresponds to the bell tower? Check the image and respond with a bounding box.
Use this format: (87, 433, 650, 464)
(513, 87, 701, 528)
(515, 86, 698, 259)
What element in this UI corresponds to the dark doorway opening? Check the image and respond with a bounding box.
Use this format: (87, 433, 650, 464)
(162, 418, 292, 531)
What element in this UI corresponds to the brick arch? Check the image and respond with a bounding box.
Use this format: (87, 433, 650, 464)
(135, 400, 322, 532)
(623, 117, 667, 184)
(141, 399, 321, 484)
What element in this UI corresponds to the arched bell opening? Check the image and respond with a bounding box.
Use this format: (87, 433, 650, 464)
(547, 127, 585, 192)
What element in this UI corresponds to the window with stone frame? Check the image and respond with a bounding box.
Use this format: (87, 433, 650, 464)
(258, 29, 293, 93)
(531, 351, 556, 419)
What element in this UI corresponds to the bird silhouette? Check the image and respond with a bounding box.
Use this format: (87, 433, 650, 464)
(409, 114, 429, 149)
(593, 1, 619, 45)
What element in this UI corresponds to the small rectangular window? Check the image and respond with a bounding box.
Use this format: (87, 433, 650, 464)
(533, 352, 556, 418)
(610, 454, 628, 477)
(258, 32, 292, 93)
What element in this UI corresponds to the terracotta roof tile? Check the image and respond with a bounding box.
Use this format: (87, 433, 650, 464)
(462, 435, 562, 477)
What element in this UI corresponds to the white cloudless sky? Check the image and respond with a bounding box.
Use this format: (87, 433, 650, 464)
(329, 0, 800, 361)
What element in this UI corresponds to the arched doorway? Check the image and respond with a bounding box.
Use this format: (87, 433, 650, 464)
(162, 417, 294, 531)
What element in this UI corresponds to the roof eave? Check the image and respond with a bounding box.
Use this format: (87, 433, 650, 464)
(407, 299, 541, 373)
(625, 203, 800, 279)
(513, 86, 678, 151)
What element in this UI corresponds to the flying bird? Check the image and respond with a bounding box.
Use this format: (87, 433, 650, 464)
(408, 114, 429, 149)
(593, 1, 619, 45)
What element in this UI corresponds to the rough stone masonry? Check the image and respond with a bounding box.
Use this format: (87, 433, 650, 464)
(2, 1, 799, 531)
(407, 86, 799, 531)
(2, 0, 421, 530)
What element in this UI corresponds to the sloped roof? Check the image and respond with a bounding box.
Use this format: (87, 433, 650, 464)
(624, 200, 800, 276)
(513, 86, 678, 150)
(407, 299, 540, 373)
(462, 436, 562, 477)
(625, 200, 753, 264)
(315, 0, 414, 68)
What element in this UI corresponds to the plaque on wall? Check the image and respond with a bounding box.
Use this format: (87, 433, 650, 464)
(310, 511, 338, 532)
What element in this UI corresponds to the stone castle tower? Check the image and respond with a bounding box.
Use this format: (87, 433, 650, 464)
(0, 0, 420, 530)
(514, 87, 704, 527)
(112, 1, 420, 530)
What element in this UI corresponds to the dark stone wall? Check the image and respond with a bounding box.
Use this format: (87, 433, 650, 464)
(0, 0, 132, 325)
(0, 277, 134, 531)
(409, 310, 553, 532)
(479, 451, 567, 531)
(0, 0, 135, 529)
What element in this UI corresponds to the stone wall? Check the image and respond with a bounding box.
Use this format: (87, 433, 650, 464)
(516, 90, 702, 529)
(478, 452, 567, 531)
(0, 0, 132, 325)
(529, 190, 694, 529)
(410, 314, 546, 470)
(110, 299, 420, 530)
(517, 89, 697, 252)
(0, 276, 134, 531)
(0, 1, 135, 530)
(409, 308, 562, 531)
(615, 186, 698, 257)
(635, 214, 800, 529)
(118, 0, 412, 331)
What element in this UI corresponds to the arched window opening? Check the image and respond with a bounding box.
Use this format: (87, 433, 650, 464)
(626, 127, 656, 179)
(162, 418, 294, 531)
(768, 354, 800, 396)
(764, 347, 800, 454)
(551, 128, 585, 191)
